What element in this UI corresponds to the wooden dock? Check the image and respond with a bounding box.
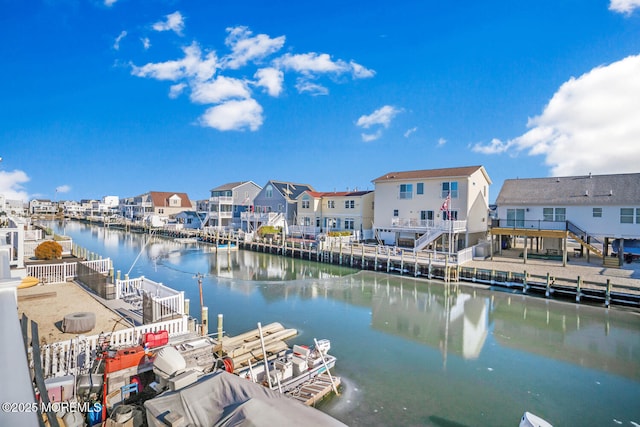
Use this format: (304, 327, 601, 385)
(287, 373, 341, 406)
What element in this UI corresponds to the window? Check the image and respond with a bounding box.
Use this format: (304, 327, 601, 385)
(543, 207, 565, 222)
(345, 219, 355, 230)
(303, 216, 311, 226)
(507, 208, 525, 227)
(265, 185, 273, 198)
(441, 181, 458, 198)
(554, 208, 566, 221)
(543, 208, 554, 221)
(417, 183, 424, 195)
(443, 210, 458, 220)
(345, 200, 355, 209)
(620, 208, 634, 224)
(399, 184, 413, 199)
(393, 209, 399, 217)
(593, 208, 602, 218)
(328, 200, 335, 209)
(302, 200, 310, 209)
(316, 217, 321, 227)
(420, 210, 434, 221)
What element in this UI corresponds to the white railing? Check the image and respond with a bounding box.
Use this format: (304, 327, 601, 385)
(35, 316, 190, 379)
(210, 196, 233, 203)
(26, 259, 112, 284)
(115, 276, 185, 320)
(23, 239, 73, 258)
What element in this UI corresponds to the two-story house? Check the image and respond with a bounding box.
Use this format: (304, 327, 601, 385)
(120, 191, 194, 222)
(372, 166, 492, 251)
(293, 190, 375, 240)
(242, 181, 314, 233)
(493, 172, 640, 266)
(208, 181, 262, 230)
(29, 199, 57, 215)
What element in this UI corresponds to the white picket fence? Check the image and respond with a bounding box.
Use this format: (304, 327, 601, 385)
(26, 259, 112, 284)
(115, 276, 185, 322)
(35, 316, 190, 379)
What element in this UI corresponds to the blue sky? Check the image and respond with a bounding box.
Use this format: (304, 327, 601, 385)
(1, 0, 639, 204)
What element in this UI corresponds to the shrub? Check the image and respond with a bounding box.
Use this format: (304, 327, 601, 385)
(257, 226, 282, 238)
(327, 231, 352, 237)
(34, 241, 63, 260)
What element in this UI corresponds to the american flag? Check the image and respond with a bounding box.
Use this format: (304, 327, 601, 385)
(440, 192, 451, 211)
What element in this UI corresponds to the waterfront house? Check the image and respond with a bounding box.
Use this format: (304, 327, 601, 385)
(492, 172, 640, 266)
(372, 166, 492, 251)
(242, 181, 314, 234)
(175, 211, 208, 229)
(208, 181, 262, 230)
(293, 190, 375, 240)
(29, 199, 57, 215)
(120, 191, 194, 222)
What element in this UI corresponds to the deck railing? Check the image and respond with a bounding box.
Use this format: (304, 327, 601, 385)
(34, 316, 190, 379)
(26, 259, 112, 284)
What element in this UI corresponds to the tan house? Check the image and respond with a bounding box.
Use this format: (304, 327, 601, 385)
(120, 191, 194, 221)
(294, 190, 375, 240)
(372, 165, 492, 251)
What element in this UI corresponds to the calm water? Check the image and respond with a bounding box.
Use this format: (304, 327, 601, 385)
(49, 221, 640, 427)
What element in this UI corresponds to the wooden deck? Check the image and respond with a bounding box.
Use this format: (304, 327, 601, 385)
(287, 373, 341, 406)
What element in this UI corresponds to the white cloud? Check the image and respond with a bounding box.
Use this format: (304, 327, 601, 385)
(55, 185, 71, 193)
(0, 169, 30, 201)
(473, 54, 640, 176)
(113, 31, 127, 50)
(169, 83, 187, 99)
(437, 137, 447, 147)
(132, 42, 217, 82)
(404, 127, 417, 138)
(199, 99, 263, 131)
(141, 37, 151, 50)
(190, 76, 251, 104)
(222, 26, 285, 70)
(350, 61, 376, 79)
(104, 0, 117, 7)
(356, 105, 402, 129)
(276, 53, 373, 80)
(254, 68, 284, 97)
(152, 11, 185, 36)
(295, 79, 329, 96)
(362, 130, 383, 142)
(609, 0, 640, 14)
(128, 25, 373, 132)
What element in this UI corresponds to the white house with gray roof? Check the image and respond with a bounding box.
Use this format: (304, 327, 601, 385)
(493, 172, 640, 264)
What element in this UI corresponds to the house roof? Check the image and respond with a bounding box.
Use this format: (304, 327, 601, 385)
(177, 211, 207, 221)
(210, 181, 261, 192)
(495, 173, 640, 206)
(149, 191, 192, 208)
(372, 165, 491, 184)
(269, 181, 315, 201)
(304, 190, 373, 198)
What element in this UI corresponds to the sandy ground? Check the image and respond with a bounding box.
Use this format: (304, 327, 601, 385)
(17, 281, 130, 345)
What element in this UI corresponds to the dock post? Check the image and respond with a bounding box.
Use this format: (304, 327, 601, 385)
(201, 306, 208, 336)
(545, 273, 551, 298)
(184, 299, 190, 316)
(428, 253, 432, 279)
(576, 276, 582, 303)
(217, 314, 224, 356)
(400, 250, 404, 275)
(605, 279, 611, 308)
(523, 270, 528, 293)
(350, 244, 354, 267)
(374, 249, 378, 270)
(362, 245, 365, 268)
(387, 250, 391, 273)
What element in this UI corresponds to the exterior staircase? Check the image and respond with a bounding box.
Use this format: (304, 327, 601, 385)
(414, 229, 445, 251)
(566, 221, 603, 257)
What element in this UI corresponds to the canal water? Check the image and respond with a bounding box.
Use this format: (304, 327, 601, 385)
(50, 221, 640, 427)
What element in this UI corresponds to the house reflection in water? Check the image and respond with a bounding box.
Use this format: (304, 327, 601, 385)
(369, 277, 489, 361)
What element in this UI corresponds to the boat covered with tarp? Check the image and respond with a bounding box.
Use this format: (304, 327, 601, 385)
(144, 370, 346, 427)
